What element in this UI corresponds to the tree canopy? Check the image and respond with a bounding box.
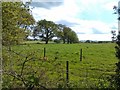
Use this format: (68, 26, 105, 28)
(2, 2, 35, 46)
(33, 19, 57, 44)
(56, 24, 79, 44)
(33, 21, 79, 44)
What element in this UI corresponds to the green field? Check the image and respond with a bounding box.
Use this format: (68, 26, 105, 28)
(3, 43, 118, 88)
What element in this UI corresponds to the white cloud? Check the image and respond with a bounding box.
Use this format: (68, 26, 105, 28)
(30, 0, 118, 41)
(78, 34, 112, 41)
(31, 0, 81, 22)
(70, 20, 118, 34)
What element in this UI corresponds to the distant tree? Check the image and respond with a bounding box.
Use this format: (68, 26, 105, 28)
(56, 24, 79, 44)
(66, 29, 79, 44)
(85, 40, 91, 43)
(2, 2, 35, 46)
(63, 26, 72, 44)
(70, 31, 79, 43)
(56, 24, 66, 43)
(54, 39, 61, 43)
(33, 19, 57, 44)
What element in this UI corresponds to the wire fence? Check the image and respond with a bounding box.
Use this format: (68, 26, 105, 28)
(2, 47, 114, 89)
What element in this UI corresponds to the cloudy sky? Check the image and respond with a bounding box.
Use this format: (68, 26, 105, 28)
(28, 0, 119, 41)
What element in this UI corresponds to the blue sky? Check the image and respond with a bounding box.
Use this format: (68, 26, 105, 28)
(27, 0, 119, 41)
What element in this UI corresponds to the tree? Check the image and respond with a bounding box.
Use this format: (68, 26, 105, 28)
(114, 33, 120, 88)
(67, 30, 79, 44)
(85, 40, 91, 43)
(56, 24, 79, 44)
(111, 5, 120, 89)
(2, 2, 35, 46)
(33, 19, 57, 44)
(111, 30, 116, 43)
(56, 24, 66, 43)
(63, 26, 71, 44)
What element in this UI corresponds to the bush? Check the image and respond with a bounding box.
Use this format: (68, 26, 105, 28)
(54, 39, 61, 43)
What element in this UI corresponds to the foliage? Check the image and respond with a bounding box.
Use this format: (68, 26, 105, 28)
(68, 30, 79, 43)
(56, 24, 79, 44)
(54, 39, 61, 43)
(33, 21, 79, 44)
(110, 4, 120, 89)
(85, 40, 91, 43)
(33, 19, 57, 44)
(2, 46, 65, 89)
(111, 30, 117, 43)
(112, 33, 120, 89)
(2, 2, 35, 46)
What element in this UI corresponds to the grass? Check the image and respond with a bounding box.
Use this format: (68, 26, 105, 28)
(3, 42, 118, 88)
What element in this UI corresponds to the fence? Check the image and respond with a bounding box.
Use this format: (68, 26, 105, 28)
(43, 47, 83, 88)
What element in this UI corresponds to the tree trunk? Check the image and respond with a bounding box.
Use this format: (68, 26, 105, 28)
(45, 40, 48, 44)
(63, 39, 65, 44)
(67, 38, 70, 44)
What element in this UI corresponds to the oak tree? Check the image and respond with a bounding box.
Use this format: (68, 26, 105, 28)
(33, 19, 57, 44)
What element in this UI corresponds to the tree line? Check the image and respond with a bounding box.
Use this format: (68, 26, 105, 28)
(33, 19, 79, 44)
(2, 2, 79, 45)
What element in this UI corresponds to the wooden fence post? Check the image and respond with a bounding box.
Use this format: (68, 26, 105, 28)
(44, 47, 46, 57)
(80, 49, 82, 61)
(66, 61, 69, 88)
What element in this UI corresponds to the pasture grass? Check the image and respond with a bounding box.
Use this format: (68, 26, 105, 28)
(3, 42, 118, 88)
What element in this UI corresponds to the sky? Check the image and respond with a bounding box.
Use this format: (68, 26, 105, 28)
(26, 0, 119, 41)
